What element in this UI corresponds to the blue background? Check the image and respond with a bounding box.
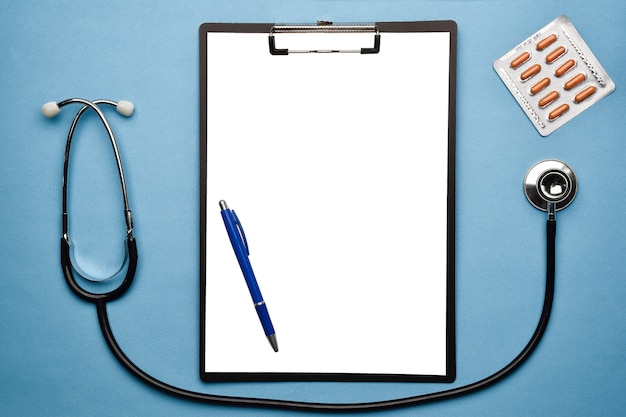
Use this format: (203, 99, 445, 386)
(1, 1, 624, 416)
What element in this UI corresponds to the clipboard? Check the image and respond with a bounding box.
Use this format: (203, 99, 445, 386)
(200, 21, 457, 382)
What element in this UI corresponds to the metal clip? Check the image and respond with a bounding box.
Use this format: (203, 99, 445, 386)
(269, 23, 380, 55)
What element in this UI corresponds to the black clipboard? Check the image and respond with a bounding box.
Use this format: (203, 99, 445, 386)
(200, 21, 457, 383)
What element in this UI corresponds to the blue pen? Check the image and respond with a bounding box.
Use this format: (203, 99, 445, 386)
(219, 200, 278, 352)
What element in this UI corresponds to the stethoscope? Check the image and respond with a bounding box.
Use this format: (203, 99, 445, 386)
(43, 98, 578, 412)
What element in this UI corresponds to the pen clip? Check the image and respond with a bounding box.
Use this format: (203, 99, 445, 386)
(232, 210, 249, 255)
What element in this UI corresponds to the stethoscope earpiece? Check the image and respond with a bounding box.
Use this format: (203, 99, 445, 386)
(524, 160, 577, 212)
(42, 101, 61, 118)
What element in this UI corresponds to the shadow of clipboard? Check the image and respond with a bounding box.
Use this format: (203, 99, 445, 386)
(200, 21, 457, 383)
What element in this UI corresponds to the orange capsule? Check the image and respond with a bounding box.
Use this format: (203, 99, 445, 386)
(538, 91, 560, 108)
(546, 46, 567, 63)
(520, 64, 541, 81)
(510, 51, 531, 69)
(548, 103, 569, 121)
(530, 77, 551, 95)
(536, 34, 558, 51)
(574, 86, 597, 103)
(564, 73, 586, 90)
(555, 59, 576, 77)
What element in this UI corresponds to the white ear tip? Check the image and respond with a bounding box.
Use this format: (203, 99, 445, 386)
(42, 101, 61, 118)
(116, 100, 134, 117)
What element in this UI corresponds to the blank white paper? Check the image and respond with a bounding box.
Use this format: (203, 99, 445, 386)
(203, 30, 452, 377)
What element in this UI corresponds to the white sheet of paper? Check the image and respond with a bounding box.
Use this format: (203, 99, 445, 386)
(203, 30, 451, 376)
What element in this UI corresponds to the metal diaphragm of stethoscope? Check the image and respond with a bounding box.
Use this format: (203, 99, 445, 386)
(43, 98, 577, 412)
(524, 159, 578, 215)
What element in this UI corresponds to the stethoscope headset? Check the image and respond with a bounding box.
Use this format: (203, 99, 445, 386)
(43, 98, 578, 412)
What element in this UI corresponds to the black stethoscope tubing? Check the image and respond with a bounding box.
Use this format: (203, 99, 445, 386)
(53, 98, 557, 412)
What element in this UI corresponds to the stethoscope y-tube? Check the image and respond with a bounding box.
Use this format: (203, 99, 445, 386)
(44, 99, 573, 412)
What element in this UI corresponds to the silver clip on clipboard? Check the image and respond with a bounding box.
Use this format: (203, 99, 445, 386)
(268, 23, 381, 54)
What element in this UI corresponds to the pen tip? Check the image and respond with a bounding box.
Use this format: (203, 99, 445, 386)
(219, 200, 228, 210)
(268, 334, 279, 352)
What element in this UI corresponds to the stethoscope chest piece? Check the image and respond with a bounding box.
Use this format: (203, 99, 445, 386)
(524, 160, 578, 212)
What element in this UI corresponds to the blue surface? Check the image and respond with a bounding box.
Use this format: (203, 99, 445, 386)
(1, 1, 625, 416)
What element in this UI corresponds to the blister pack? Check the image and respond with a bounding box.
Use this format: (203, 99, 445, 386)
(494, 15, 615, 136)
